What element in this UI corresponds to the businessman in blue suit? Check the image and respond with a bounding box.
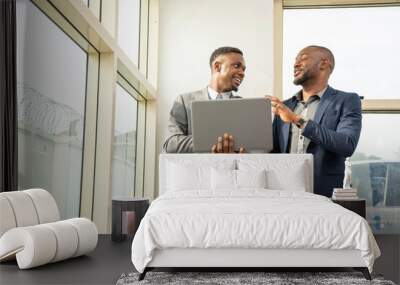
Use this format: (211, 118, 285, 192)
(270, 46, 362, 197)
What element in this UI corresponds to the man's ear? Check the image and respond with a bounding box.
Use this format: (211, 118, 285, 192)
(320, 58, 330, 71)
(213, 61, 221, 73)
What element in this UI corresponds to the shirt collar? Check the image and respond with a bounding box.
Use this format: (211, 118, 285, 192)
(207, 86, 232, 100)
(296, 85, 328, 102)
(316, 85, 328, 98)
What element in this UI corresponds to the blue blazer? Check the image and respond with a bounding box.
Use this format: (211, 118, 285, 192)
(272, 86, 362, 197)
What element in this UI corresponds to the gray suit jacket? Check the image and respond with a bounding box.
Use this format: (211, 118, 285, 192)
(163, 88, 240, 153)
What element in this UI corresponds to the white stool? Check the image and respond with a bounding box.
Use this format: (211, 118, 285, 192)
(0, 189, 98, 269)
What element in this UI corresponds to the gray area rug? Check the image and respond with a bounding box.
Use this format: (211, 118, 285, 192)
(116, 271, 396, 285)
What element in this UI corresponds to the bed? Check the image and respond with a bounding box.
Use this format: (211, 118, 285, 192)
(131, 154, 380, 280)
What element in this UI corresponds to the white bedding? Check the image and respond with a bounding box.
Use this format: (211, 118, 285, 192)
(131, 190, 380, 273)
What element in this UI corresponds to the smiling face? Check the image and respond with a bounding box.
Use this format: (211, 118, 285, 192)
(293, 47, 324, 86)
(213, 52, 246, 92)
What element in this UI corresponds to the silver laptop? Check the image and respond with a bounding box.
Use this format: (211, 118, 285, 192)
(191, 98, 273, 153)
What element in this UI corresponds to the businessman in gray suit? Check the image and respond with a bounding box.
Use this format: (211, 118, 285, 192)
(163, 46, 246, 153)
(270, 45, 362, 197)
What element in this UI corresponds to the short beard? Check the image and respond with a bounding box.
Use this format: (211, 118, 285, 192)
(293, 71, 310, 86)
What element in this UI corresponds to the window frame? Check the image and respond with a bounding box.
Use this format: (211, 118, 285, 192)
(31, 0, 158, 233)
(25, 0, 100, 220)
(115, 73, 147, 197)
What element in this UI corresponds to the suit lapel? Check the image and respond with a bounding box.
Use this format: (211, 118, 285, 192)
(313, 86, 336, 124)
(187, 88, 210, 133)
(200, 88, 210, 100)
(282, 97, 298, 152)
(285, 98, 298, 110)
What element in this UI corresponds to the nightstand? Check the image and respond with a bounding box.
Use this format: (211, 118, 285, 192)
(332, 198, 366, 218)
(112, 197, 149, 242)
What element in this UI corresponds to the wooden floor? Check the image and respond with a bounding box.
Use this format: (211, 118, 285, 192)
(1, 234, 398, 284)
(0, 235, 133, 285)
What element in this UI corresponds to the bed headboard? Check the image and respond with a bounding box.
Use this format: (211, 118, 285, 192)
(159, 154, 313, 195)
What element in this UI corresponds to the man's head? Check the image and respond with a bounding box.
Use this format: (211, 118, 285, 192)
(209, 46, 246, 92)
(293, 45, 335, 86)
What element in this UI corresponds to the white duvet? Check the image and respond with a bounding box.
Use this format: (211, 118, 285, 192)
(131, 190, 380, 273)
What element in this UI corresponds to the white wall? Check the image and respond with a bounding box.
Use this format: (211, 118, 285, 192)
(156, 0, 275, 154)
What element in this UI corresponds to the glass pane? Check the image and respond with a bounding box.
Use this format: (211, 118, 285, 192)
(118, 0, 140, 66)
(352, 114, 400, 234)
(283, 7, 400, 100)
(16, 1, 87, 219)
(111, 84, 138, 198)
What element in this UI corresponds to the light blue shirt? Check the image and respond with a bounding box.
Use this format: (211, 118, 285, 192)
(207, 86, 232, 100)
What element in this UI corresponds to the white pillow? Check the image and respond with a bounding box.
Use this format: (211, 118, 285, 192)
(211, 168, 267, 190)
(266, 166, 306, 191)
(238, 158, 308, 191)
(211, 168, 236, 190)
(166, 158, 236, 192)
(236, 169, 267, 188)
(168, 162, 210, 191)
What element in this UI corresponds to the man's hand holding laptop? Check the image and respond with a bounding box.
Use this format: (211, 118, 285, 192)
(211, 133, 245, 153)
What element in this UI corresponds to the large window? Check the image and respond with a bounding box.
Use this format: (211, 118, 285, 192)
(283, 5, 400, 234)
(16, 0, 87, 218)
(111, 84, 138, 198)
(14, 0, 156, 233)
(118, 0, 141, 66)
(352, 114, 400, 234)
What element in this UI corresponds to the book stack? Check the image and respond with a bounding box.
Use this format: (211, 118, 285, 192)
(332, 188, 358, 200)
